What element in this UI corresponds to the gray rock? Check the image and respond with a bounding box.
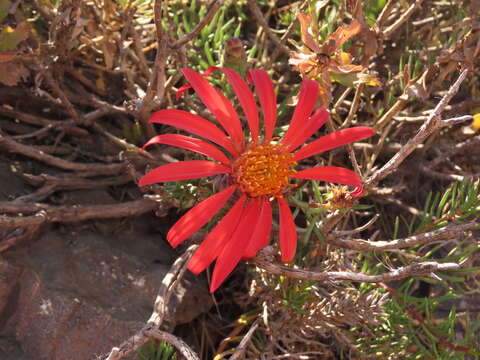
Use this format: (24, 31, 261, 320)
(0, 220, 212, 359)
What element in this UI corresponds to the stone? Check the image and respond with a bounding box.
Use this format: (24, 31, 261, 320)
(0, 218, 212, 359)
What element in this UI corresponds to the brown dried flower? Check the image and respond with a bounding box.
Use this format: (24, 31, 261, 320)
(290, 13, 379, 106)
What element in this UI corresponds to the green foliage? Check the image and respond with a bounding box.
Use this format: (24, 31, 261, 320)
(137, 340, 177, 360)
(353, 179, 480, 359)
(122, 121, 143, 146)
(355, 281, 480, 359)
(166, 1, 244, 74)
(364, 0, 387, 25)
(164, 177, 215, 211)
(409, 179, 480, 234)
(279, 277, 316, 315)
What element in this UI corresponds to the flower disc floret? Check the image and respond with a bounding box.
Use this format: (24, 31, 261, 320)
(233, 143, 297, 197)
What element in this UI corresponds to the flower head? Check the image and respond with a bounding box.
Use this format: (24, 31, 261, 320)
(139, 67, 375, 292)
(289, 12, 379, 106)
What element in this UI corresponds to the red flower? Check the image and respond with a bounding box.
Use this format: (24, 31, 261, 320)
(139, 68, 375, 292)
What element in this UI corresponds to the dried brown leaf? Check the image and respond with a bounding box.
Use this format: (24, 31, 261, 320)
(299, 12, 321, 53)
(326, 19, 362, 50)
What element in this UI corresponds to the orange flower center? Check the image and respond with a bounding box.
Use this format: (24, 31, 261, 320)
(233, 143, 297, 197)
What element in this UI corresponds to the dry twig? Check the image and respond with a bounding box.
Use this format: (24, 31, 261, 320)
(366, 69, 470, 187)
(247, 0, 291, 56)
(0, 198, 160, 229)
(171, 0, 224, 49)
(229, 319, 260, 360)
(328, 222, 478, 251)
(101, 245, 199, 360)
(0, 135, 126, 176)
(252, 247, 460, 283)
(382, 0, 424, 38)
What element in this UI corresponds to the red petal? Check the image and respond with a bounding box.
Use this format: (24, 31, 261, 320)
(167, 185, 237, 247)
(210, 199, 260, 292)
(350, 186, 364, 198)
(138, 160, 230, 186)
(243, 197, 272, 258)
(188, 194, 247, 274)
(277, 197, 297, 263)
(181, 68, 244, 149)
(282, 78, 319, 145)
(247, 69, 277, 142)
(142, 134, 230, 165)
(207, 67, 259, 141)
(150, 109, 237, 156)
(283, 108, 329, 151)
(293, 166, 362, 188)
(176, 85, 192, 100)
(294, 126, 375, 161)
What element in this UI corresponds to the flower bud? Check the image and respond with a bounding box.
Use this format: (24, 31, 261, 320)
(223, 37, 247, 76)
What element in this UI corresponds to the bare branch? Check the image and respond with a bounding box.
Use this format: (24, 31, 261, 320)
(375, 0, 396, 28)
(383, 0, 424, 38)
(0, 198, 160, 229)
(328, 222, 478, 251)
(247, 0, 291, 56)
(0, 135, 126, 175)
(252, 247, 460, 283)
(229, 319, 260, 360)
(366, 69, 469, 187)
(143, 329, 200, 360)
(0, 225, 42, 253)
(148, 245, 198, 327)
(12, 174, 131, 203)
(136, 0, 166, 138)
(101, 245, 199, 360)
(0, 106, 88, 137)
(41, 68, 82, 123)
(171, 0, 224, 49)
(334, 214, 380, 237)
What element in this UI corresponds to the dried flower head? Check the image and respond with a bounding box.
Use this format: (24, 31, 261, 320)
(289, 12, 379, 106)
